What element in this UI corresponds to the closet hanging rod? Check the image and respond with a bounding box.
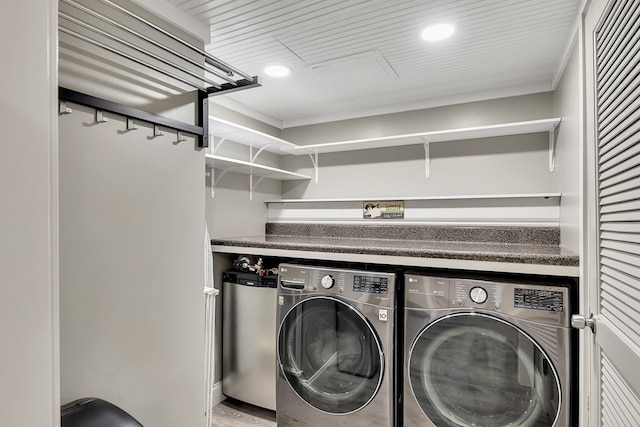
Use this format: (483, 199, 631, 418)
(59, 87, 204, 137)
(59, 26, 208, 91)
(59, 12, 222, 89)
(60, 0, 235, 85)
(97, 0, 252, 81)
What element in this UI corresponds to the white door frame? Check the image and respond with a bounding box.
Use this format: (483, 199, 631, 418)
(584, 0, 640, 425)
(583, 0, 603, 425)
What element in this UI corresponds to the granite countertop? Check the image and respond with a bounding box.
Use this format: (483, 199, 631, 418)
(211, 224, 579, 268)
(211, 234, 578, 266)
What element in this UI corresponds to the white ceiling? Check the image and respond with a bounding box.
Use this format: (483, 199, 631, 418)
(167, 0, 583, 128)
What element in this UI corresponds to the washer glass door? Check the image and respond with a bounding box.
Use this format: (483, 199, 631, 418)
(409, 313, 561, 427)
(278, 296, 383, 414)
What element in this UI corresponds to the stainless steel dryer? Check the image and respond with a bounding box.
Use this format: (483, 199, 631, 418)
(276, 264, 396, 427)
(404, 274, 572, 427)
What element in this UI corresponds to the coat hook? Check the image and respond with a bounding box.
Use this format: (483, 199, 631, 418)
(59, 101, 72, 115)
(153, 125, 163, 137)
(96, 110, 108, 124)
(177, 131, 187, 142)
(126, 118, 138, 131)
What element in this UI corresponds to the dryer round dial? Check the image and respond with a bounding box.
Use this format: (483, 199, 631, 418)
(469, 286, 488, 304)
(320, 274, 335, 289)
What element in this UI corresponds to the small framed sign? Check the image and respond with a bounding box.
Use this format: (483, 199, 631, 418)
(363, 200, 404, 219)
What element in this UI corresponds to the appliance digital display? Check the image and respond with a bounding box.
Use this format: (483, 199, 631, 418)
(514, 288, 564, 311)
(353, 275, 388, 294)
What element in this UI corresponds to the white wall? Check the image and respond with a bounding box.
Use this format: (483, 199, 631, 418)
(206, 104, 283, 239)
(58, 2, 209, 423)
(206, 171, 281, 238)
(553, 41, 583, 254)
(280, 93, 556, 200)
(56, 1, 229, 422)
(0, 1, 59, 426)
(59, 103, 205, 426)
(282, 92, 555, 144)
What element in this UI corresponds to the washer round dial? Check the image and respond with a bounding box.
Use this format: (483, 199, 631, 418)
(320, 274, 335, 289)
(469, 286, 488, 304)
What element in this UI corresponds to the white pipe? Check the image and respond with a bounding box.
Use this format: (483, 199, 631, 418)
(203, 225, 219, 426)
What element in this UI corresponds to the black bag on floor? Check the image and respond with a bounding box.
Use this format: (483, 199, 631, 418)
(61, 398, 143, 427)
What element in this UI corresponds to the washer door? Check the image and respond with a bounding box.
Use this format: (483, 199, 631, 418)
(409, 313, 561, 427)
(278, 296, 383, 414)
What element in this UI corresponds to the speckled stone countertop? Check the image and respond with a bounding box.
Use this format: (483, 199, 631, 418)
(211, 224, 579, 269)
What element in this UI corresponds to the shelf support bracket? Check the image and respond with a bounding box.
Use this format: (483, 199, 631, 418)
(549, 121, 560, 172)
(422, 137, 430, 178)
(250, 144, 274, 163)
(250, 175, 266, 201)
(212, 136, 230, 154)
(198, 91, 209, 148)
(210, 120, 235, 154)
(208, 167, 230, 199)
(246, 144, 274, 200)
(307, 153, 319, 183)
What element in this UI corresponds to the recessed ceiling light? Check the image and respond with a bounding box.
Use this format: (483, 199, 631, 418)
(421, 23, 455, 42)
(264, 65, 292, 77)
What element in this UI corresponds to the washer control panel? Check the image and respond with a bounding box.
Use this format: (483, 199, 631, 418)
(453, 280, 503, 308)
(353, 274, 389, 294)
(279, 264, 396, 307)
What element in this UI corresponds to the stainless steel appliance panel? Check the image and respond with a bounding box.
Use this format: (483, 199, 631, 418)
(404, 274, 572, 427)
(276, 264, 396, 427)
(222, 275, 277, 411)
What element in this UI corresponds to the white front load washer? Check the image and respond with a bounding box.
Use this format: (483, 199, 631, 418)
(276, 264, 397, 427)
(404, 274, 573, 427)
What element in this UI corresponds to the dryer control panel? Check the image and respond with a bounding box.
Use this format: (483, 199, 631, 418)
(514, 288, 564, 312)
(405, 274, 570, 326)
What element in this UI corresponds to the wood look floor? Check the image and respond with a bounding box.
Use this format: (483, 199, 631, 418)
(212, 399, 276, 427)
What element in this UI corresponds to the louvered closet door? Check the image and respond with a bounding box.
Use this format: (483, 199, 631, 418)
(586, 0, 640, 425)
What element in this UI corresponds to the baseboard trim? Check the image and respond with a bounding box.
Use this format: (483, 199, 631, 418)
(212, 381, 224, 407)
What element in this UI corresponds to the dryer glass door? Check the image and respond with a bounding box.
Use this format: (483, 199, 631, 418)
(278, 296, 383, 414)
(409, 313, 561, 427)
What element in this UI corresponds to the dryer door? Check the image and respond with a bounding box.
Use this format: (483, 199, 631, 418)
(409, 313, 561, 427)
(278, 296, 383, 415)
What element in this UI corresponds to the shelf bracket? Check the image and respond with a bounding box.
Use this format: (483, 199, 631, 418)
(549, 121, 560, 172)
(250, 144, 274, 163)
(247, 145, 271, 200)
(211, 136, 231, 154)
(208, 167, 230, 199)
(209, 119, 242, 154)
(422, 137, 430, 178)
(307, 152, 319, 183)
(249, 175, 266, 201)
